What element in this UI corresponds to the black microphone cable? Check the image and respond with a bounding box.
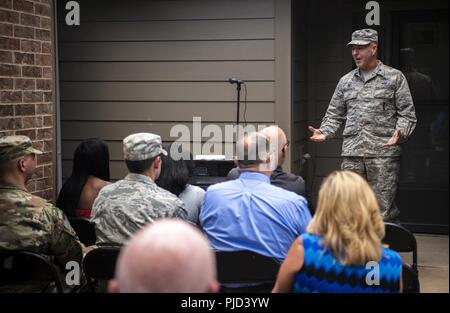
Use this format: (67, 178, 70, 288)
(243, 83, 248, 126)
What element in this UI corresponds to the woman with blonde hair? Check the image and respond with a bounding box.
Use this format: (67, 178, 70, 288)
(272, 171, 403, 293)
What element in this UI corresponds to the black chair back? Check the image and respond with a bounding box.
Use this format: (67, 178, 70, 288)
(383, 223, 418, 272)
(0, 250, 64, 293)
(82, 246, 121, 292)
(215, 251, 280, 292)
(69, 217, 97, 246)
(402, 263, 420, 293)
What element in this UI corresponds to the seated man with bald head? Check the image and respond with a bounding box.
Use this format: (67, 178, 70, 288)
(201, 132, 312, 262)
(108, 219, 219, 293)
(228, 126, 307, 197)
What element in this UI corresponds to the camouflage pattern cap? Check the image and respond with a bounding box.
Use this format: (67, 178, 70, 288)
(347, 29, 378, 46)
(0, 135, 42, 162)
(123, 132, 167, 161)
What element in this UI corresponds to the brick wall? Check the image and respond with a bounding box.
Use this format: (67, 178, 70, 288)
(0, 0, 54, 201)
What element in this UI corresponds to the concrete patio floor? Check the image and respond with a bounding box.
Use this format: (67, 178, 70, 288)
(401, 234, 449, 293)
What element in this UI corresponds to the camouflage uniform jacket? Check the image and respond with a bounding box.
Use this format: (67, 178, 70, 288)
(319, 61, 417, 157)
(0, 182, 83, 268)
(91, 173, 187, 244)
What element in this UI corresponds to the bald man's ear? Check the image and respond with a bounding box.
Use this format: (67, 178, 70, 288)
(208, 280, 220, 293)
(108, 279, 120, 293)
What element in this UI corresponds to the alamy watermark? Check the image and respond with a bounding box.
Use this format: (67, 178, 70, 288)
(169, 117, 279, 171)
(65, 1, 80, 26)
(365, 1, 380, 26)
(365, 261, 381, 286)
(65, 260, 80, 286)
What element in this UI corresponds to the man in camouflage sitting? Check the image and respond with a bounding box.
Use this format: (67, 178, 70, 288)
(0, 136, 84, 292)
(91, 132, 188, 245)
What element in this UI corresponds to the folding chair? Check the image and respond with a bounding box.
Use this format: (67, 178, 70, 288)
(383, 223, 418, 272)
(82, 246, 121, 293)
(0, 250, 64, 293)
(215, 250, 280, 293)
(402, 263, 420, 293)
(69, 217, 97, 246)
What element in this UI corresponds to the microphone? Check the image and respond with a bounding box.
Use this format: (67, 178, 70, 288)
(228, 77, 244, 84)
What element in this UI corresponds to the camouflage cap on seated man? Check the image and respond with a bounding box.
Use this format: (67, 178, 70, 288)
(123, 132, 168, 161)
(347, 28, 378, 46)
(0, 135, 42, 162)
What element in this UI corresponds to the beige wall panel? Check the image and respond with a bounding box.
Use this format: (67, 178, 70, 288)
(63, 160, 128, 180)
(60, 82, 274, 102)
(61, 121, 276, 142)
(61, 102, 275, 123)
(59, 40, 274, 62)
(62, 141, 124, 161)
(62, 140, 237, 161)
(58, 0, 279, 180)
(58, 0, 275, 21)
(59, 19, 274, 41)
(274, 0, 292, 171)
(60, 61, 274, 82)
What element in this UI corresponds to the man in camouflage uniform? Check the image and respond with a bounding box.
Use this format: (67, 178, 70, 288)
(91, 132, 188, 244)
(0, 136, 84, 292)
(309, 29, 417, 221)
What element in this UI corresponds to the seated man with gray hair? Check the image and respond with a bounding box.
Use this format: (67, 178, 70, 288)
(228, 126, 307, 197)
(108, 219, 219, 293)
(200, 132, 312, 262)
(91, 133, 187, 244)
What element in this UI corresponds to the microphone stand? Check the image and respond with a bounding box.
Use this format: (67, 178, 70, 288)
(234, 81, 243, 126)
(228, 78, 244, 155)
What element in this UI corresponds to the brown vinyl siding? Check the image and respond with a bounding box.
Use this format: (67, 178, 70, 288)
(57, 0, 294, 181)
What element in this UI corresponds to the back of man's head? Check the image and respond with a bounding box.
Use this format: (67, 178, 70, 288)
(125, 157, 156, 174)
(123, 132, 167, 176)
(110, 220, 219, 293)
(236, 132, 276, 172)
(260, 126, 287, 166)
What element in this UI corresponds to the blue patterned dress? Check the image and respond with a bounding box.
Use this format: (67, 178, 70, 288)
(293, 233, 402, 293)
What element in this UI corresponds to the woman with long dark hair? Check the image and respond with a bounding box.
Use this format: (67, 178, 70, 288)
(155, 144, 205, 224)
(57, 138, 110, 218)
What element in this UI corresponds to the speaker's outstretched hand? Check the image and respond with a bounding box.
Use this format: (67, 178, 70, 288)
(308, 126, 326, 143)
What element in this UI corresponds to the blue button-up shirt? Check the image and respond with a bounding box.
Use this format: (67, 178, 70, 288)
(200, 172, 312, 261)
